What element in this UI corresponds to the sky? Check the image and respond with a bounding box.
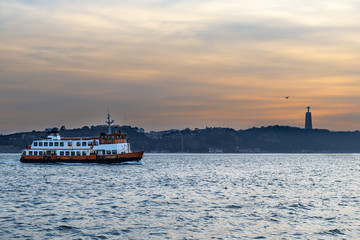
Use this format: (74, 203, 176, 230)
(1, 0, 360, 133)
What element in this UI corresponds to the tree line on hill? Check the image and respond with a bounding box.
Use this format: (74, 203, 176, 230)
(1, 125, 360, 153)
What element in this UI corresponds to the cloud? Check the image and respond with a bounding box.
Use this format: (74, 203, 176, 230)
(1, 0, 360, 133)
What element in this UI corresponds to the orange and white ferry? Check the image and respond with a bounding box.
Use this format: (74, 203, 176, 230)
(20, 113, 144, 164)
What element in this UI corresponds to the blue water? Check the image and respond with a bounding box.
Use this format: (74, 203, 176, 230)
(1, 153, 360, 239)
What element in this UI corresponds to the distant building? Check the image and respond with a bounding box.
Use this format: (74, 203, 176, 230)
(305, 106, 312, 129)
(208, 148, 223, 153)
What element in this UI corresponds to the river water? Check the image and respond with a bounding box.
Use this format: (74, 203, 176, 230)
(1, 153, 360, 239)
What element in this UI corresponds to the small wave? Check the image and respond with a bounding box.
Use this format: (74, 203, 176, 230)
(56, 225, 78, 231)
(319, 228, 345, 236)
(269, 218, 280, 222)
(149, 232, 169, 236)
(106, 230, 120, 236)
(288, 203, 310, 210)
(253, 236, 266, 239)
(225, 205, 243, 209)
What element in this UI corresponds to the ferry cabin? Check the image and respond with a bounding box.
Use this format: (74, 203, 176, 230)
(22, 131, 131, 158)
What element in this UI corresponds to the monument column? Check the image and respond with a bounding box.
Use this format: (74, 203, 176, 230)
(305, 106, 312, 129)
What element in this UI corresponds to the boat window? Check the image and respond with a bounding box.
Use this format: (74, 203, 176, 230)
(60, 151, 64, 156)
(39, 151, 43, 156)
(88, 141, 92, 146)
(60, 142, 64, 147)
(112, 150, 117, 154)
(95, 141, 99, 146)
(46, 151, 51, 155)
(71, 151, 75, 156)
(39, 142, 43, 146)
(29, 151, 32, 155)
(82, 142, 86, 146)
(82, 151, 86, 156)
(44, 142, 48, 146)
(106, 150, 111, 155)
(68, 142, 72, 147)
(34, 142, 38, 146)
(65, 151, 70, 156)
(76, 151, 81, 156)
(22, 151, 26, 155)
(111, 136, 114, 139)
(34, 151, 38, 156)
(49, 142, 53, 147)
(55, 142, 59, 147)
(77, 142, 81, 146)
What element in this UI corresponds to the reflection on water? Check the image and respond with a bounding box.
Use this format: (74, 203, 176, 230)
(1, 153, 360, 239)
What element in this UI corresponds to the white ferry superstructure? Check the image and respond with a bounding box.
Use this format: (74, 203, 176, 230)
(20, 113, 144, 164)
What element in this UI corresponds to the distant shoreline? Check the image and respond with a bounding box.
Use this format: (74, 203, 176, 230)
(2, 125, 360, 153)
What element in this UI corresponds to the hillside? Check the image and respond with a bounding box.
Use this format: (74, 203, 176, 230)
(1, 125, 360, 153)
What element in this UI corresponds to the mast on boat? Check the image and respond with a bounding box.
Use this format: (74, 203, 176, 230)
(106, 110, 114, 134)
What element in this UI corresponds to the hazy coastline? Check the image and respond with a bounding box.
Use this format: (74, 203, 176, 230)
(2, 125, 360, 153)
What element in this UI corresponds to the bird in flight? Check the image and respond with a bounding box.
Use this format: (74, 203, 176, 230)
(285, 96, 289, 99)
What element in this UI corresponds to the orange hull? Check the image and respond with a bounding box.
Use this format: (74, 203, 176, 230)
(20, 151, 144, 164)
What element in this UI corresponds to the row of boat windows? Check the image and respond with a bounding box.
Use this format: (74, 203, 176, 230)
(33, 141, 99, 147)
(101, 135, 126, 140)
(95, 150, 118, 155)
(25, 150, 118, 156)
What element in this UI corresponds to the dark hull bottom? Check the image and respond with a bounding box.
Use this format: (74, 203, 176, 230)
(20, 157, 142, 164)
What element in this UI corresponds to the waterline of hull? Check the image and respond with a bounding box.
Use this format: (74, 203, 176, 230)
(20, 157, 142, 164)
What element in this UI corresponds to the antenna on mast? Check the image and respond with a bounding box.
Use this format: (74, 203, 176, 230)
(106, 109, 114, 134)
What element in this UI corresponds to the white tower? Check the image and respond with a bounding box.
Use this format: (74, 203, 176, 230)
(305, 106, 312, 129)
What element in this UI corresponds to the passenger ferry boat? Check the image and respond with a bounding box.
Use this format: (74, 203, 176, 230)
(20, 113, 144, 164)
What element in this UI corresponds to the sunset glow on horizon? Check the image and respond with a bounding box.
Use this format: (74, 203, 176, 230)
(1, 0, 360, 133)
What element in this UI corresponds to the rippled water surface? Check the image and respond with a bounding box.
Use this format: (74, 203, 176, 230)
(1, 153, 360, 239)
